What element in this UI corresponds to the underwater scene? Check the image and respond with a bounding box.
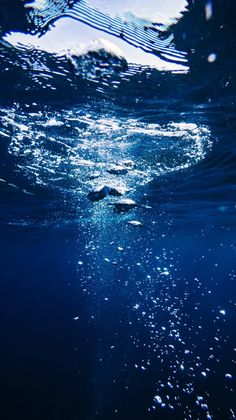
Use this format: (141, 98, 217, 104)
(0, 0, 235, 419)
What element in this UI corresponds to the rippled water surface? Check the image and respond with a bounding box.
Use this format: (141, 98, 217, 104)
(0, 1, 236, 420)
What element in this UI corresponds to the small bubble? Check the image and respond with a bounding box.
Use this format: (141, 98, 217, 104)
(205, 1, 213, 20)
(154, 395, 162, 405)
(208, 53, 217, 63)
(219, 309, 226, 315)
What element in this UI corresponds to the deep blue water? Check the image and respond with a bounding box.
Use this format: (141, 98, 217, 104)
(0, 224, 235, 420)
(0, 1, 236, 419)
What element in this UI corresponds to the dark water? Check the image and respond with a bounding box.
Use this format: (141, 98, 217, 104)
(0, 1, 236, 419)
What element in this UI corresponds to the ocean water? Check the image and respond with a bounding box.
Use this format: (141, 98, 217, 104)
(0, 1, 236, 419)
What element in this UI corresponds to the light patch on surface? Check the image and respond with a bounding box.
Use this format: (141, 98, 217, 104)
(25, 0, 48, 9)
(5, 0, 188, 71)
(68, 38, 124, 58)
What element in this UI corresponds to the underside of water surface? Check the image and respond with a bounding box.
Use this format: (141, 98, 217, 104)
(0, 1, 235, 420)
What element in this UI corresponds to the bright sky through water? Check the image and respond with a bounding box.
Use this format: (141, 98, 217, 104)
(6, 0, 188, 69)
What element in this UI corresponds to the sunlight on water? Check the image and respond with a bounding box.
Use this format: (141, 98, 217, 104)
(1, 105, 211, 203)
(5, 0, 188, 70)
(0, 1, 235, 419)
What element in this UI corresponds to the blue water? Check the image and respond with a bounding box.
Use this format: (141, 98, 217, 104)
(0, 1, 236, 419)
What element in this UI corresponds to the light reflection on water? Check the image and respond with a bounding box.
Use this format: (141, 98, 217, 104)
(1, 104, 211, 201)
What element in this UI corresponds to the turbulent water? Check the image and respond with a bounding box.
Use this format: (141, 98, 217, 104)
(0, 1, 236, 420)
